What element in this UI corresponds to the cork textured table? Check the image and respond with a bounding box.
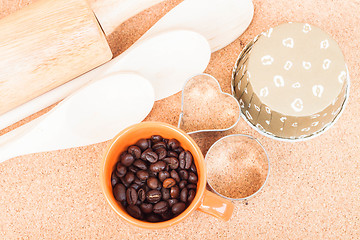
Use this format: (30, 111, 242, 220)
(1, 0, 359, 239)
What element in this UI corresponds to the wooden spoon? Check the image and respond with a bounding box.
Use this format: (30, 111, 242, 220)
(139, 0, 254, 52)
(0, 73, 154, 163)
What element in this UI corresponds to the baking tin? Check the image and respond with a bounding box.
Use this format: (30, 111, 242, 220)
(231, 23, 350, 141)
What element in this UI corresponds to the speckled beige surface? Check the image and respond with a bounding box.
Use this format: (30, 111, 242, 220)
(1, 0, 360, 239)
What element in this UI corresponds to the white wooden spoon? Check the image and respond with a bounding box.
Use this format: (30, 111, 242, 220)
(0, 30, 211, 130)
(0, 73, 154, 163)
(139, 0, 254, 52)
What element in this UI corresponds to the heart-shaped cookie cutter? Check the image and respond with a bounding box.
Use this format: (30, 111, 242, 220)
(178, 73, 241, 134)
(178, 73, 270, 200)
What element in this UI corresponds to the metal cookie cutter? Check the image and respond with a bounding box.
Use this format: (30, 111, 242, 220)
(178, 73, 270, 200)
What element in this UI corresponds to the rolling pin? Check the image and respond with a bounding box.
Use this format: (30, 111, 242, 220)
(0, 0, 164, 115)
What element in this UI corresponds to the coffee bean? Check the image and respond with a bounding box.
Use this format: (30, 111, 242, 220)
(138, 188, 146, 202)
(133, 159, 147, 170)
(143, 185, 151, 192)
(111, 171, 120, 187)
(179, 154, 185, 169)
(127, 205, 142, 219)
(188, 172, 198, 184)
(147, 177, 159, 190)
(185, 151, 193, 169)
(129, 183, 140, 191)
(146, 190, 162, 203)
(153, 201, 169, 214)
(164, 164, 170, 172)
(158, 171, 170, 182)
(136, 138, 150, 151)
(116, 163, 127, 178)
(179, 180, 187, 189)
(180, 188, 188, 202)
(136, 199, 142, 205)
(163, 157, 179, 169)
(167, 151, 178, 158)
(190, 163, 197, 173)
(168, 139, 180, 150)
(151, 135, 163, 143)
(155, 148, 167, 160)
(161, 210, 173, 221)
(120, 153, 135, 167)
(156, 184, 162, 191)
(140, 203, 153, 214)
(179, 151, 192, 169)
(188, 189, 196, 203)
(170, 170, 180, 182)
(128, 145, 141, 159)
(146, 214, 161, 222)
(113, 184, 126, 202)
(170, 185, 180, 199)
(187, 184, 197, 189)
(141, 149, 158, 163)
(179, 170, 189, 180)
(163, 178, 176, 188)
(133, 177, 145, 186)
(128, 165, 138, 174)
(124, 172, 135, 184)
(167, 198, 178, 208)
(136, 170, 149, 181)
(149, 161, 166, 173)
(120, 177, 130, 188)
(152, 141, 167, 151)
(161, 188, 170, 200)
(172, 202, 186, 215)
(149, 171, 158, 177)
(126, 187, 138, 205)
(173, 147, 184, 154)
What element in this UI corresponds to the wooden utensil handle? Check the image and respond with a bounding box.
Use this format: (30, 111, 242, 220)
(0, 0, 113, 115)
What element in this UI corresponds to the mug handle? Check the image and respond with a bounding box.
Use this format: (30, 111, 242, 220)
(198, 190, 234, 221)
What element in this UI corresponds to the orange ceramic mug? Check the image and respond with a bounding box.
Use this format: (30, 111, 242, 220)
(100, 121, 234, 229)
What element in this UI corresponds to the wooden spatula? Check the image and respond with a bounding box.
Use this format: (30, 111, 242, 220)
(0, 0, 164, 115)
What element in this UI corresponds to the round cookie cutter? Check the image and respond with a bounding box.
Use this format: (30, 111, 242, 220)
(205, 134, 270, 201)
(231, 23, 351, 142)
(178, 73, 270, 200)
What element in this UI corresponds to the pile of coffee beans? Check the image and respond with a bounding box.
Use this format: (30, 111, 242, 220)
(111, 135, 198, 222)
